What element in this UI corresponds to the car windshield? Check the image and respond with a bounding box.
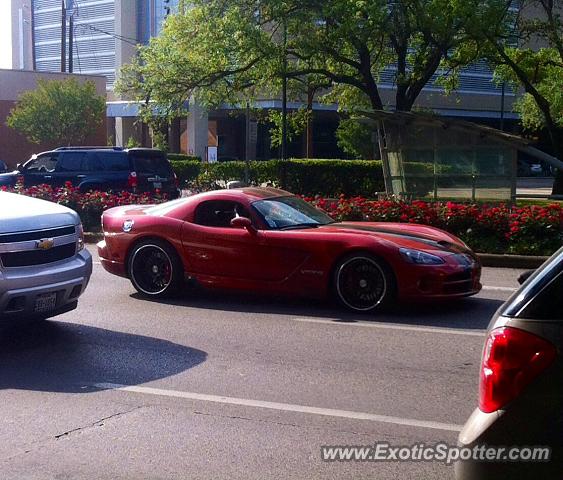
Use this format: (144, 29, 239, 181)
(252, 196, 335, 230)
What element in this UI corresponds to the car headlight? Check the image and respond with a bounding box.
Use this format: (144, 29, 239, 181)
(399, 248, 445, 265)
(76, 223, 85, 251)
(452, 253, 475, 266)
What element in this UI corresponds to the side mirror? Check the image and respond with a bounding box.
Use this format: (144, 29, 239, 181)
(230, 216, 256, 233)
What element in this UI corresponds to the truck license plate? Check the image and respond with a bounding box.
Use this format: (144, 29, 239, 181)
(153, 182, 162, 189)
(34, 292, 57, 313)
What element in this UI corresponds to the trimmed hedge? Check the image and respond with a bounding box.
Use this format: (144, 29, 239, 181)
(168, 158, 388, 197)
(167, 157, 438, 197)
(167, 154, 201, 162)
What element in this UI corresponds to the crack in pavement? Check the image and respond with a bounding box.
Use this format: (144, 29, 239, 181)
(54, 406, 144, 439)
(0, 406, 144, 464)
(190, 410, 440, 442)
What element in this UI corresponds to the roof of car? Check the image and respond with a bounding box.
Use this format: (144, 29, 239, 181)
(195, 187, 292, 202)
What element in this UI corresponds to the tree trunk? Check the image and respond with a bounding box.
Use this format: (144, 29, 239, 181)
(306, 86, 314, 159)
(552, 170, 563, 196)
(546, 125, 563, 195)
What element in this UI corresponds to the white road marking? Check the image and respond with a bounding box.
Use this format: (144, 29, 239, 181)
(292, 317, 485, 336)
(481, 286, 516, 293)
(93, 382, 463, 432)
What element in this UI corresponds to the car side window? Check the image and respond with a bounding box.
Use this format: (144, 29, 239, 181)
(85, 154, 105, 172)
(98, 152, 130, 171)
(518, 271, 563, 320)
(24, 154, 58, 173)
(194, 201, 250, 228)
(57, 152, 88, 172)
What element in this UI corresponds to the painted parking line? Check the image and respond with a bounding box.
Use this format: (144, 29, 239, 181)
(93, 382, 463, 433)
(292, 317, 485, 336)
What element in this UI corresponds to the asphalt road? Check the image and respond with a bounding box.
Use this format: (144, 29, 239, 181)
(0, 247, 528, 480)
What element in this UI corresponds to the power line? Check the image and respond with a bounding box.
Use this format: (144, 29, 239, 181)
(82, 23, 138, 46)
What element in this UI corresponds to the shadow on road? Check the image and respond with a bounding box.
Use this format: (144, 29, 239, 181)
(0, 320, 207, 393)
(131, 289, 503, 331)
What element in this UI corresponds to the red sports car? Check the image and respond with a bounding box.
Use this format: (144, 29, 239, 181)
(97, 188, 482, 312)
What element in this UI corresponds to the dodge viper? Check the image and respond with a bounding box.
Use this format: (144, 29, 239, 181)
(97, 188, 482, 312)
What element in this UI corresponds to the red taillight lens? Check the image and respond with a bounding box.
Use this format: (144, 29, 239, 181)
(479, 327, 556, 413)
(128, 171, 138, 189)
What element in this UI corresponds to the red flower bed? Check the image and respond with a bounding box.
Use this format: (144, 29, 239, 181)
(305, 195, 563, 256)
(1, 182, 168, 231)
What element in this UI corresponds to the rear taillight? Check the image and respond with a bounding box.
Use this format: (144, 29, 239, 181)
(128, 171, 138, 189)
(174, 172, 179, 188)
(479, 327, 556, 413)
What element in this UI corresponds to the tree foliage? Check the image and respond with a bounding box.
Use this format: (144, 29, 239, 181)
(267, 108, 310, 148)
(336, 118, 375, 159)
(117, 0, 511, 117)
(471, 0, 563, 192)
(6, 78, 105, 146)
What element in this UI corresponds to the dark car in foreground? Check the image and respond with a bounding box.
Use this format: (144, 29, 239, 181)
(97, 187, 481, 312)
(455, 247, 563, 479)
(0, 147, 180, 198)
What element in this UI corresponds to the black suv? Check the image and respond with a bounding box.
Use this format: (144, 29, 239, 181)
(0, 147, 180, 198)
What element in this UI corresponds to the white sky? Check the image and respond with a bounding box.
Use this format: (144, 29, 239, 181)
(0, 1, 12, 68)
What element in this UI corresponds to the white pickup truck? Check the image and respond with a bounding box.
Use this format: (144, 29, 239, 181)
(0, 191, 92, 320)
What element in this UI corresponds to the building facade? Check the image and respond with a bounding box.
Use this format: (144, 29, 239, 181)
(9, 0, 34, 70)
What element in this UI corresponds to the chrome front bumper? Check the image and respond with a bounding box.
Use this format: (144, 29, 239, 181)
(0, 249, 92, 320)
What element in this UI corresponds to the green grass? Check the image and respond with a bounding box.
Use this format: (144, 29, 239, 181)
(516, 198, 563, 207)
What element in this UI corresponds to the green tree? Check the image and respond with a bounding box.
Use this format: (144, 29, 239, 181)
(336, 118, 375, 159)
(6, 78, 105, 146)
(117, 0, 510, 117)
(469, 0, 563, 193)
(267, 108, 310, 148)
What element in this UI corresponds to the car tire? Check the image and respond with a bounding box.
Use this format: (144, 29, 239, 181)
(128, 239, 184, 298)
(333, 254, 395, 313)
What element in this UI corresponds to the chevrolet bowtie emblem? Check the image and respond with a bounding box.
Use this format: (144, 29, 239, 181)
(36, 238, 55, 250)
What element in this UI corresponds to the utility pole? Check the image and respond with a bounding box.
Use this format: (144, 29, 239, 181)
(500, 82, 506, 132)
(60, 0, 66, 72)
(245, 102, 251, 185)
(281, 17, 288, 162)
(68, 12, 74, 73)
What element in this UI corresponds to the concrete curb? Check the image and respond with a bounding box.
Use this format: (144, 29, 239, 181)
(476, 253, 549, 269)
(84, 232, 550, 269)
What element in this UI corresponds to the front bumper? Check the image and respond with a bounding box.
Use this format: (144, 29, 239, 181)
(97, 240, 127, 278)
(397, 260, 482, 301)
(0, 249, 92, 320)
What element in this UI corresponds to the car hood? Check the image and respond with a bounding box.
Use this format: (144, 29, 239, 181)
(103, 205, 154, 217)
(317, 222, 470, 253)
(0, 171, 18, 184)
(0, 191, 79, 233)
